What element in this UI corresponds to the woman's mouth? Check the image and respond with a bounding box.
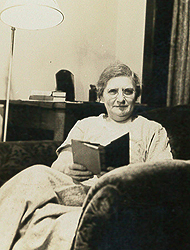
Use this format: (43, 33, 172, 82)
(114, 105, 128, 108)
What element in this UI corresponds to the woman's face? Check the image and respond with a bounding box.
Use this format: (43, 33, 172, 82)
(102, 76, 136, 122)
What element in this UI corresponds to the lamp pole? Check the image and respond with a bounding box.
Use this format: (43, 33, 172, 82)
(0, 1, 64, 142)
(3, 27, 16, 142)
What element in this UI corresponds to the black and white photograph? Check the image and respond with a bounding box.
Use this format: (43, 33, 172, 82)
(0, 0, 190, 249)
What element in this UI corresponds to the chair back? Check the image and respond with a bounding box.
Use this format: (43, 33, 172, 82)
(140, 105, 190, 160)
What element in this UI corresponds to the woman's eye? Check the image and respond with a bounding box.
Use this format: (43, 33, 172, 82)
(108, 89, 118, 95)
(123, 88, 134, 95)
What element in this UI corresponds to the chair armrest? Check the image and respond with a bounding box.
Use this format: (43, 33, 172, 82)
(0, 140, 61, 186)
(71, 160, 190, 249)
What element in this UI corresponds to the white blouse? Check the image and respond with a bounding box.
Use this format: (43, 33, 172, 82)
(57, 114, 173, 164)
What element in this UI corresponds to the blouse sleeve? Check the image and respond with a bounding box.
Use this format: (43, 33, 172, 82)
(56, 120, 85, 154)
(145, 126, 173, 162)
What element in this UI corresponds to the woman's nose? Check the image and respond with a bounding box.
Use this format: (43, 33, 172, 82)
(117, 90, 125, 103)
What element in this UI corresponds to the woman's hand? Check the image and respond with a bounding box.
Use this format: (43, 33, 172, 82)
(97, 166, 115, 178)
(52, 150, 93, 182)
(64, 163, 94, 183)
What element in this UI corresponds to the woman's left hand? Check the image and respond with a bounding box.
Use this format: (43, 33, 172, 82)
(97, 166, 115, 178)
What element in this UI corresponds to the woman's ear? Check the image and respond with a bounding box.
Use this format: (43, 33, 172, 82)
(135, 85, 141, 101)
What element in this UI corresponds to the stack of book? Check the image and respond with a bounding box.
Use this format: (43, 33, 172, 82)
(29, 90, 66, 102)
(52, 91, 66, 102)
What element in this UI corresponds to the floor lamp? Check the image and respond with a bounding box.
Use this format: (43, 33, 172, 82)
(0, 0, 64, 142)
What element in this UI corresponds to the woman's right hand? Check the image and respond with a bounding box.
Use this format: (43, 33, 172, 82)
(64, 163, 94, 183)
(51, 149, 93, 183)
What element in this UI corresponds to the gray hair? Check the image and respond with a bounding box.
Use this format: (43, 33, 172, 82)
(97, 63, 141, 101)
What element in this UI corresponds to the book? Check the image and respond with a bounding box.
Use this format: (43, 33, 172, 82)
(29, 95, 66, 102)
(52, 91, 66, 97)
(29, 90, 66, 102)
(52, 91, 66, 102)
(30, 90, 52, 96)
(52, 97, 66, 102)
(29, 95, 54, 101)
(71, 133, 129, 174)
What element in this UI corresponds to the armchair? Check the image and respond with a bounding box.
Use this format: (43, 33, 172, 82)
(0, 140, 61, 186)
(71, 160, 190, 249)
(140, 104, 190, 160)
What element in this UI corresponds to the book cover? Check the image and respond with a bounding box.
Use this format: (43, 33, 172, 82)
(71, 133, 129, 174)
(29, 95, 54, 101)
(52, 97, 66, 102)
(52, 91, 66, 97)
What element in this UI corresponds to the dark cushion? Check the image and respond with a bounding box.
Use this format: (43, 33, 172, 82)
(71, 160, 190, 250)
(0, 140, 61, 186)
(140, 105, 190, 160)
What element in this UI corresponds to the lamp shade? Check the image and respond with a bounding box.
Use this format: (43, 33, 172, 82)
(0, 0, 64, 30)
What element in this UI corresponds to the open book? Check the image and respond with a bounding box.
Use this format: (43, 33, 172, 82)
(71, 133, 129, 174)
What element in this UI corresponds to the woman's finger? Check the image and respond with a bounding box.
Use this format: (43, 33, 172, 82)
(70, 163, 88, 171)
(107, 166, 115, 171)
(69, 169, 93, 177)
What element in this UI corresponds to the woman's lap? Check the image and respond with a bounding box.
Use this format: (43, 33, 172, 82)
(0, 165, 88, 250)
(13, 203, 82, 250)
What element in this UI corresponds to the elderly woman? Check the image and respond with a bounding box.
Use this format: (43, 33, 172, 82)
(52, 63, 172, 184)
(0, 63, 173, 250)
